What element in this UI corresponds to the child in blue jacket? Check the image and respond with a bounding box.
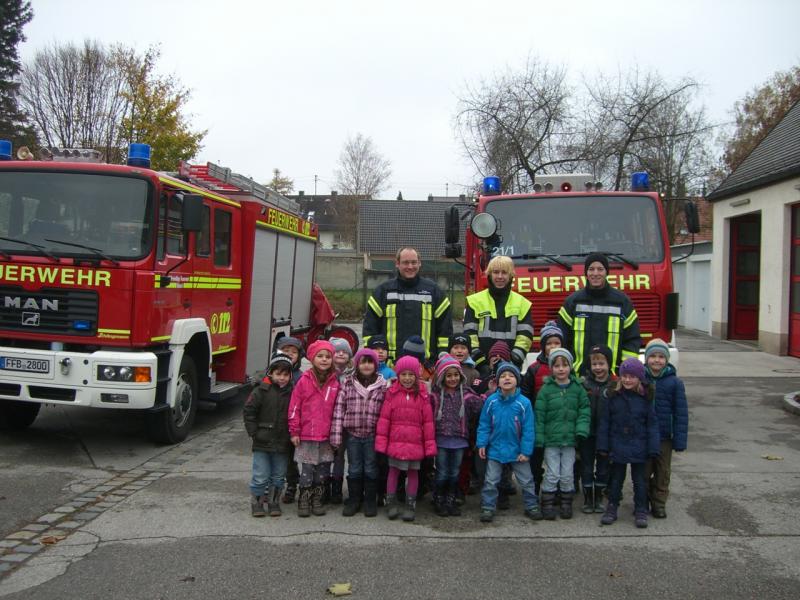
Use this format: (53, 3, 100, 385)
(476, 362, 540, 523)
(643, 339, 688, 519)
(597, 357, 660, 529)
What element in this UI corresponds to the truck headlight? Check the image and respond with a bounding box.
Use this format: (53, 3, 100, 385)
(97, 365, 152, 383)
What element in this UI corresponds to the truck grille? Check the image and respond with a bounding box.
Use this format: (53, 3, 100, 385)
(0, 286, 98, 336)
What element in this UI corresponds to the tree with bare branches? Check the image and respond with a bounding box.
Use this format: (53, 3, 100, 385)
(0, 0, 36, 148)
(334, 133, 392, 197)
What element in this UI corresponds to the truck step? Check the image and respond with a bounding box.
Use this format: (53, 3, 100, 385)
(207, 381, 244, 401)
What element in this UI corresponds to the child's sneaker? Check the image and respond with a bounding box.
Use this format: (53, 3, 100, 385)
(634, 512, 648, 528)
(651, 506, 667, 519)
(524, 505, 543, 521)
(601, 503, 618, 525)
(480, 509, 494, 523)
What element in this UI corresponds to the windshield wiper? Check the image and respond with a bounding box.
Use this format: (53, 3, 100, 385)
(45, 238, 120, 266)
(562, 251, 639, 270)
(0, 236, 59, 262)
(509, 253, 572, 271)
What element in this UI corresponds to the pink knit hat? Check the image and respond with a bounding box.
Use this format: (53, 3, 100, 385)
(306, 340, 335, 362)
(394, 355, 421, 378)
(434, 353, 463, 387)
(353, 347, 379, 366)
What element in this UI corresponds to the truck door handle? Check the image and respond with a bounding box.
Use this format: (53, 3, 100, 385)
(183, 299, 191, 309)
(226, 298, 234, 306)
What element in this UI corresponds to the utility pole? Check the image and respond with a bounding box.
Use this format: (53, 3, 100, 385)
(446, 182, 449, 197)
(314, 175, 318, 196)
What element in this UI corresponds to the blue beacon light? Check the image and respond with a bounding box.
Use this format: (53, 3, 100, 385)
(483, 176, 501, 195)
(0, 139, 12, 161)
(631, 171, 650, 191)
(127, 143, 151, 168)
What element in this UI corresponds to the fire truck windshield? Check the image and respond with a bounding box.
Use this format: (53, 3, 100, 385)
(0, 172, 152, 260)
(485, 195, 664, 264)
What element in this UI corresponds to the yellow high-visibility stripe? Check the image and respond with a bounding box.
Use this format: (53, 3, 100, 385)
(421, 304, 432, 359)
(469, 333, 480, 351)
(256, 219, 317, 242)
(212, 346, 236, 356)
(368, 296, 383, 318)
(386, 304, 397, 357)
(574, 316, 586, 373)
(514, 333, 532, 353)
(621, 350, 638, 359)
(97, 328, 130, 335)
(558, 306, 574, 326)
(434, 297, 451, 319)
(151, 335, 171, 342)
(437, 337, 450, 351)
(623, 309, 638, 329)
(608, 316, 621, 371)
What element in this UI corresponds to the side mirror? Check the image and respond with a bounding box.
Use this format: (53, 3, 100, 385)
(182, 194, 204, 232)
(684, 201, 700, 234)
(445, 206, 460, 244)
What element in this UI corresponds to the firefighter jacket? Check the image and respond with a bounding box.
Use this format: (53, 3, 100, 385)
(463, 287, 534, 368)
(363, 273, 453, 364)
(557, 283, 641, 375)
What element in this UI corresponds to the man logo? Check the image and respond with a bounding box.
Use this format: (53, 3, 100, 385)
(22, 312, 41, 327)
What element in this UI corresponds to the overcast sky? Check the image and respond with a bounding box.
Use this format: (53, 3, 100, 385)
(19, 0, 800, 198)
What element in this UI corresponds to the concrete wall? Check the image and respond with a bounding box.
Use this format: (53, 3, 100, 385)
(314, 251, 365, 290)
(710, 177, 800, 354)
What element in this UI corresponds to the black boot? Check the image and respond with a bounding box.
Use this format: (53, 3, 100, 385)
(342, 478, 363, 517)
(560, 491, 574, 519)
(434, 482, 449, 517)
(268, 487, 282, 517)
(330, 477, 344, 505)
(386, 493, 400, 520)
(446, 482, 461, 516)
(593, 486, 606, 513)
(297, 487, 312, 518)
(582, 486, 594, 514)
(541, 492, 558, 520)
(363, 479, 378, 517)
(282, 484, 296, 504)
(402, 495, 417, 522)
(311, 484, 326, 516)
(251, 494, 266, 518)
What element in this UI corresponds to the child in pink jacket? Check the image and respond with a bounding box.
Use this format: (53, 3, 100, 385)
(375, 355, 436, 522)
(288, 340, 340, 517)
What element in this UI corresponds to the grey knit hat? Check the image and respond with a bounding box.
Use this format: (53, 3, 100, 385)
(548, 348, 574, 370)
(329, 337, 353, 357)
(402, 335, 427, 361)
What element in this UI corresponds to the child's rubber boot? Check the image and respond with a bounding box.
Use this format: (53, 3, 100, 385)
(386, 494, 400, 520)
(541, 492, 558, 520)
(363, 479, 378, 517)
(559, 491, 574, 519)
(342, 478, 362, 517)
(311, 483, 327, 516)
(582, 486, 594, 514)
(268, 487, 282, 517)
(297, 487, 312, 518)
(251, 494, 266, 518)
(434, 482, 448, 517)
(446, 482, 461, 516)
(282, 484, 296, 504)
(401, 495, 417, 522)
(330, 477, 344, 505)
(593, 486, 606, 513)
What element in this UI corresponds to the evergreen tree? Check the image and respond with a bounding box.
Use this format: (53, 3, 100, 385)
(0, 0, 36, 148)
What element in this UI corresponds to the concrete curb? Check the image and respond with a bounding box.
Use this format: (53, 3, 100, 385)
(783, 391, 800, 415)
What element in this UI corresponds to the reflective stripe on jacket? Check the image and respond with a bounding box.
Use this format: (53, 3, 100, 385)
(463, 289, 534, 361)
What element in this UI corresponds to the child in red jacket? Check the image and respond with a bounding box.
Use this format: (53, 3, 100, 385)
(375, 355, 436, 522)
(288, 340, 340, 518)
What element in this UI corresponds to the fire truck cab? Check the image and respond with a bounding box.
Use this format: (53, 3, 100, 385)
(445, 172, 680, 368)
(0, 141, 318, 443)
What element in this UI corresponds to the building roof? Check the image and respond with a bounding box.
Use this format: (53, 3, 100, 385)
(707, 99, 800, 201)
(358, 199, 470, 259)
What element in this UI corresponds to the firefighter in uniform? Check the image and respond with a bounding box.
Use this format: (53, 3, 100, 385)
(463, 255, 534, 371)
(557, 252, 642, 375)
(363, 247, 453, 365)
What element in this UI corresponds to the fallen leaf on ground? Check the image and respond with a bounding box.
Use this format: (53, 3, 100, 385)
(761, 454, 784, 460)
(608, 572, 624, 578)
(39, 535, 66, 545)
(181, 576, 196, 583)
(327, 582, 352, 596)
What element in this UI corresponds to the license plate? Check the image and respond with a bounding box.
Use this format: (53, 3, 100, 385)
(0, 356, 51, 374)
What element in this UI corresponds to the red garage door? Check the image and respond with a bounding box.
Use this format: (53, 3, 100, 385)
(728, 213, 760, 340)
(790, 205, 800, 358)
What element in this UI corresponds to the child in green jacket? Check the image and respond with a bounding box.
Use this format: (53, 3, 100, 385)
(535, 348, 590, 520)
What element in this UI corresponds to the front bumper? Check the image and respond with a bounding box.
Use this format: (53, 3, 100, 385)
(0, 347, 158, 409)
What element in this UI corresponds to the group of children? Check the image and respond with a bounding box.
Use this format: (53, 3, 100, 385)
(242, 323, 688, 529)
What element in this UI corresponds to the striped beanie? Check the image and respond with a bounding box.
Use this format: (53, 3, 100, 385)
(548, 347, 574, 370)
(495, 361, 521, 385)
(488, 341, 511, 361)
(645, 338, 670, 361)
(539, 320, 564, 347)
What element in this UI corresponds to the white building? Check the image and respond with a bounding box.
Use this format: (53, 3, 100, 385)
(706, 99, 800, 357)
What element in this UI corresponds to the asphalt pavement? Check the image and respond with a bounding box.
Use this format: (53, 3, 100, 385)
(1, 327, 799, 599)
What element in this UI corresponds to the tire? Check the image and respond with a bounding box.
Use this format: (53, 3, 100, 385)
(0, 400, 41, 431)
(326, 326, 359, 354)
(147, 355, 198, 444)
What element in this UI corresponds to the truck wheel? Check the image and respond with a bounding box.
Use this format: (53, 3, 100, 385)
(147, 355, 198, 444)
(0, 400, 41, 431)
(326, 326, 359, 354)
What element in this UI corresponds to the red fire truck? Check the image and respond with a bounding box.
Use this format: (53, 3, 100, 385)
(445, 173, 690, 365)
(0, 141, 351, 442)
